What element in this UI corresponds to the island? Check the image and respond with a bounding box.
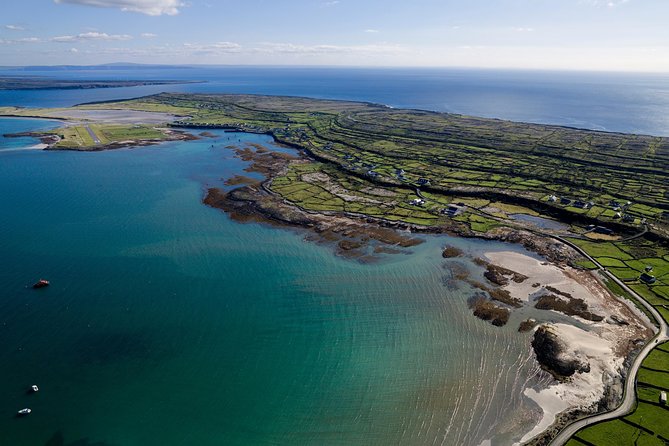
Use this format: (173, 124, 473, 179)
(2, 92, 668, 445)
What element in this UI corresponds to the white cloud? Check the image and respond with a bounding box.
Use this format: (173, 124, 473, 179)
(51, 32, 133, 42)
(323, 1, 339, 6)
(70, 47, 79, 53)
(5, 24, 25, 31)
(53, 0, 184, 16)
(253, 42, 407, 56)
(581, 0, 631, 6)
(512, 27, 534, 32)
(141, 33, 157, 38)
(364, 29, 379, 33)
(182, 41, 241, 54)
(0, 37, 42, 44)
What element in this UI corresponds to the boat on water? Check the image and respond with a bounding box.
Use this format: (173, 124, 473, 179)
(17, 408, 31, 416)
(32, 279, 49, 289)
(31, 385, 39, 393)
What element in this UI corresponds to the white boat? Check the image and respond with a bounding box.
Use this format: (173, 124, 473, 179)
(17, 408, 31, 416)
(31, 385, 39, 392)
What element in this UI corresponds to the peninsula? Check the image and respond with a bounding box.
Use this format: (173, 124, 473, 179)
(2, 93, 668, 445)
(0, 77, 198, 91)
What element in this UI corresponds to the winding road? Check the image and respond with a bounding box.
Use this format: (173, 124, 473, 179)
(548, 236, 669, 446)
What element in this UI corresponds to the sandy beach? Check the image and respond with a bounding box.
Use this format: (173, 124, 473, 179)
(483, 250, 654, 444)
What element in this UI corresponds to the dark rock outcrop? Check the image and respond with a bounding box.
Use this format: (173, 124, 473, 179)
(531, 325, 590, 380)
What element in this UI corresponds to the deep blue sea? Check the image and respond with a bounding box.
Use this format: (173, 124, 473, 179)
(1, 66, 668, 135)
(0, 67, 667, 445)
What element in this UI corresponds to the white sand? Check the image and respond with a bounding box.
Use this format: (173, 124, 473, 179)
(50, 109, 180, 124)
(519, 323, 620, 443)
(484, 251, 595, 306)
(483, 250, 654, 444)
(0, 143, 48, 152)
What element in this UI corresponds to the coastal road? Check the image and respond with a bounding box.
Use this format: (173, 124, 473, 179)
(549, 236, 669, 446)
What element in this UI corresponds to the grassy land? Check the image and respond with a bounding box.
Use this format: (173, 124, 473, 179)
(47, 124, 170, 149)
(570, 343, 669, 446)
(4, 92, 669, 444)
(6, 93, 669, 238)
(567, 233, 669, 445)
(79, 93, 669, 445)
(73, 93, 669, 232)
(570, 332, 669, 446)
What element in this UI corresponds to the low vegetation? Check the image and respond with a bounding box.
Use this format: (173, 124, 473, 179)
(569, 343, 669, 446)
(3, 92, 668, 444)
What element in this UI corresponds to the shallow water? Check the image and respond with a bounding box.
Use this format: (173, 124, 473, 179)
(2, 68, 662, 444)
(0, 124, 547, 445)
(509, 214, 570, 232)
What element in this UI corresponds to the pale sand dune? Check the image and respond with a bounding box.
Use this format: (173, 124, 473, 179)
(50, 109, 181, 125)
(484, 251, 593, 304)
(482, 250, 653, 444)
(519, 323, 621, 443)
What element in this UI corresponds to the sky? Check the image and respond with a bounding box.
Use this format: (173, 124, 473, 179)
(0, 0, 667, 71)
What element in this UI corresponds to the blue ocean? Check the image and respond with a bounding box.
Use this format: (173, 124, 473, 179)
(0, 67, 667, 445)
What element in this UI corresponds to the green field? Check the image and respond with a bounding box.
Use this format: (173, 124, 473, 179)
(47, 124, 169, 149)
(571, 341, 669, 445)
(4, 92, 669, 445)
(74, 93, 669, 232)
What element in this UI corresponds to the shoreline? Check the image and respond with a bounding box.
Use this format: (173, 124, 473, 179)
(201, 143, 656, 445)
(480, 251, 653, 445)
(2, 103, 664, 444)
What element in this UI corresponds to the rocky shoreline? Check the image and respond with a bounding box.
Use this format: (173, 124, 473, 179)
(201, 142, 656, 445)
(3, 129, 198, 151)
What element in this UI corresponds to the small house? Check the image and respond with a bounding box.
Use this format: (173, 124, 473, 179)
(417, 178, 430, 186)
(622, 214, 635, 223)
(661, 391, 667, 405)
(442, 204, 464, 217)
(640, 273, 657, 284)
(594, 226, 613, 235)
(560, 197, 572, 205)
(547, 195, 557, 203)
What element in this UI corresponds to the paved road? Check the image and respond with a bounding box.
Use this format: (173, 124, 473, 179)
(85, 125, 101, 144)
(549, 236, 669, 446)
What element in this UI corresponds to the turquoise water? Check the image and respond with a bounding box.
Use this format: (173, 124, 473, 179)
(0, 118, 61, 151)
(0, 126, 544, 445)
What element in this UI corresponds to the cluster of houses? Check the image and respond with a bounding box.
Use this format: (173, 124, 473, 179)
(406, 198, 464, 218)
(548, 195, 639, 223)
(547, 195, 594, 209)
(609, 200, 635, 221)
(171, 120, 266, 133)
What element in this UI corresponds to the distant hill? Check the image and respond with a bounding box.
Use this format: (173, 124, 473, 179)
(2, 63, 194, 71)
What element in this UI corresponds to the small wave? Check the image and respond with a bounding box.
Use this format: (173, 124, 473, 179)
(0, 143, 47, 152)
